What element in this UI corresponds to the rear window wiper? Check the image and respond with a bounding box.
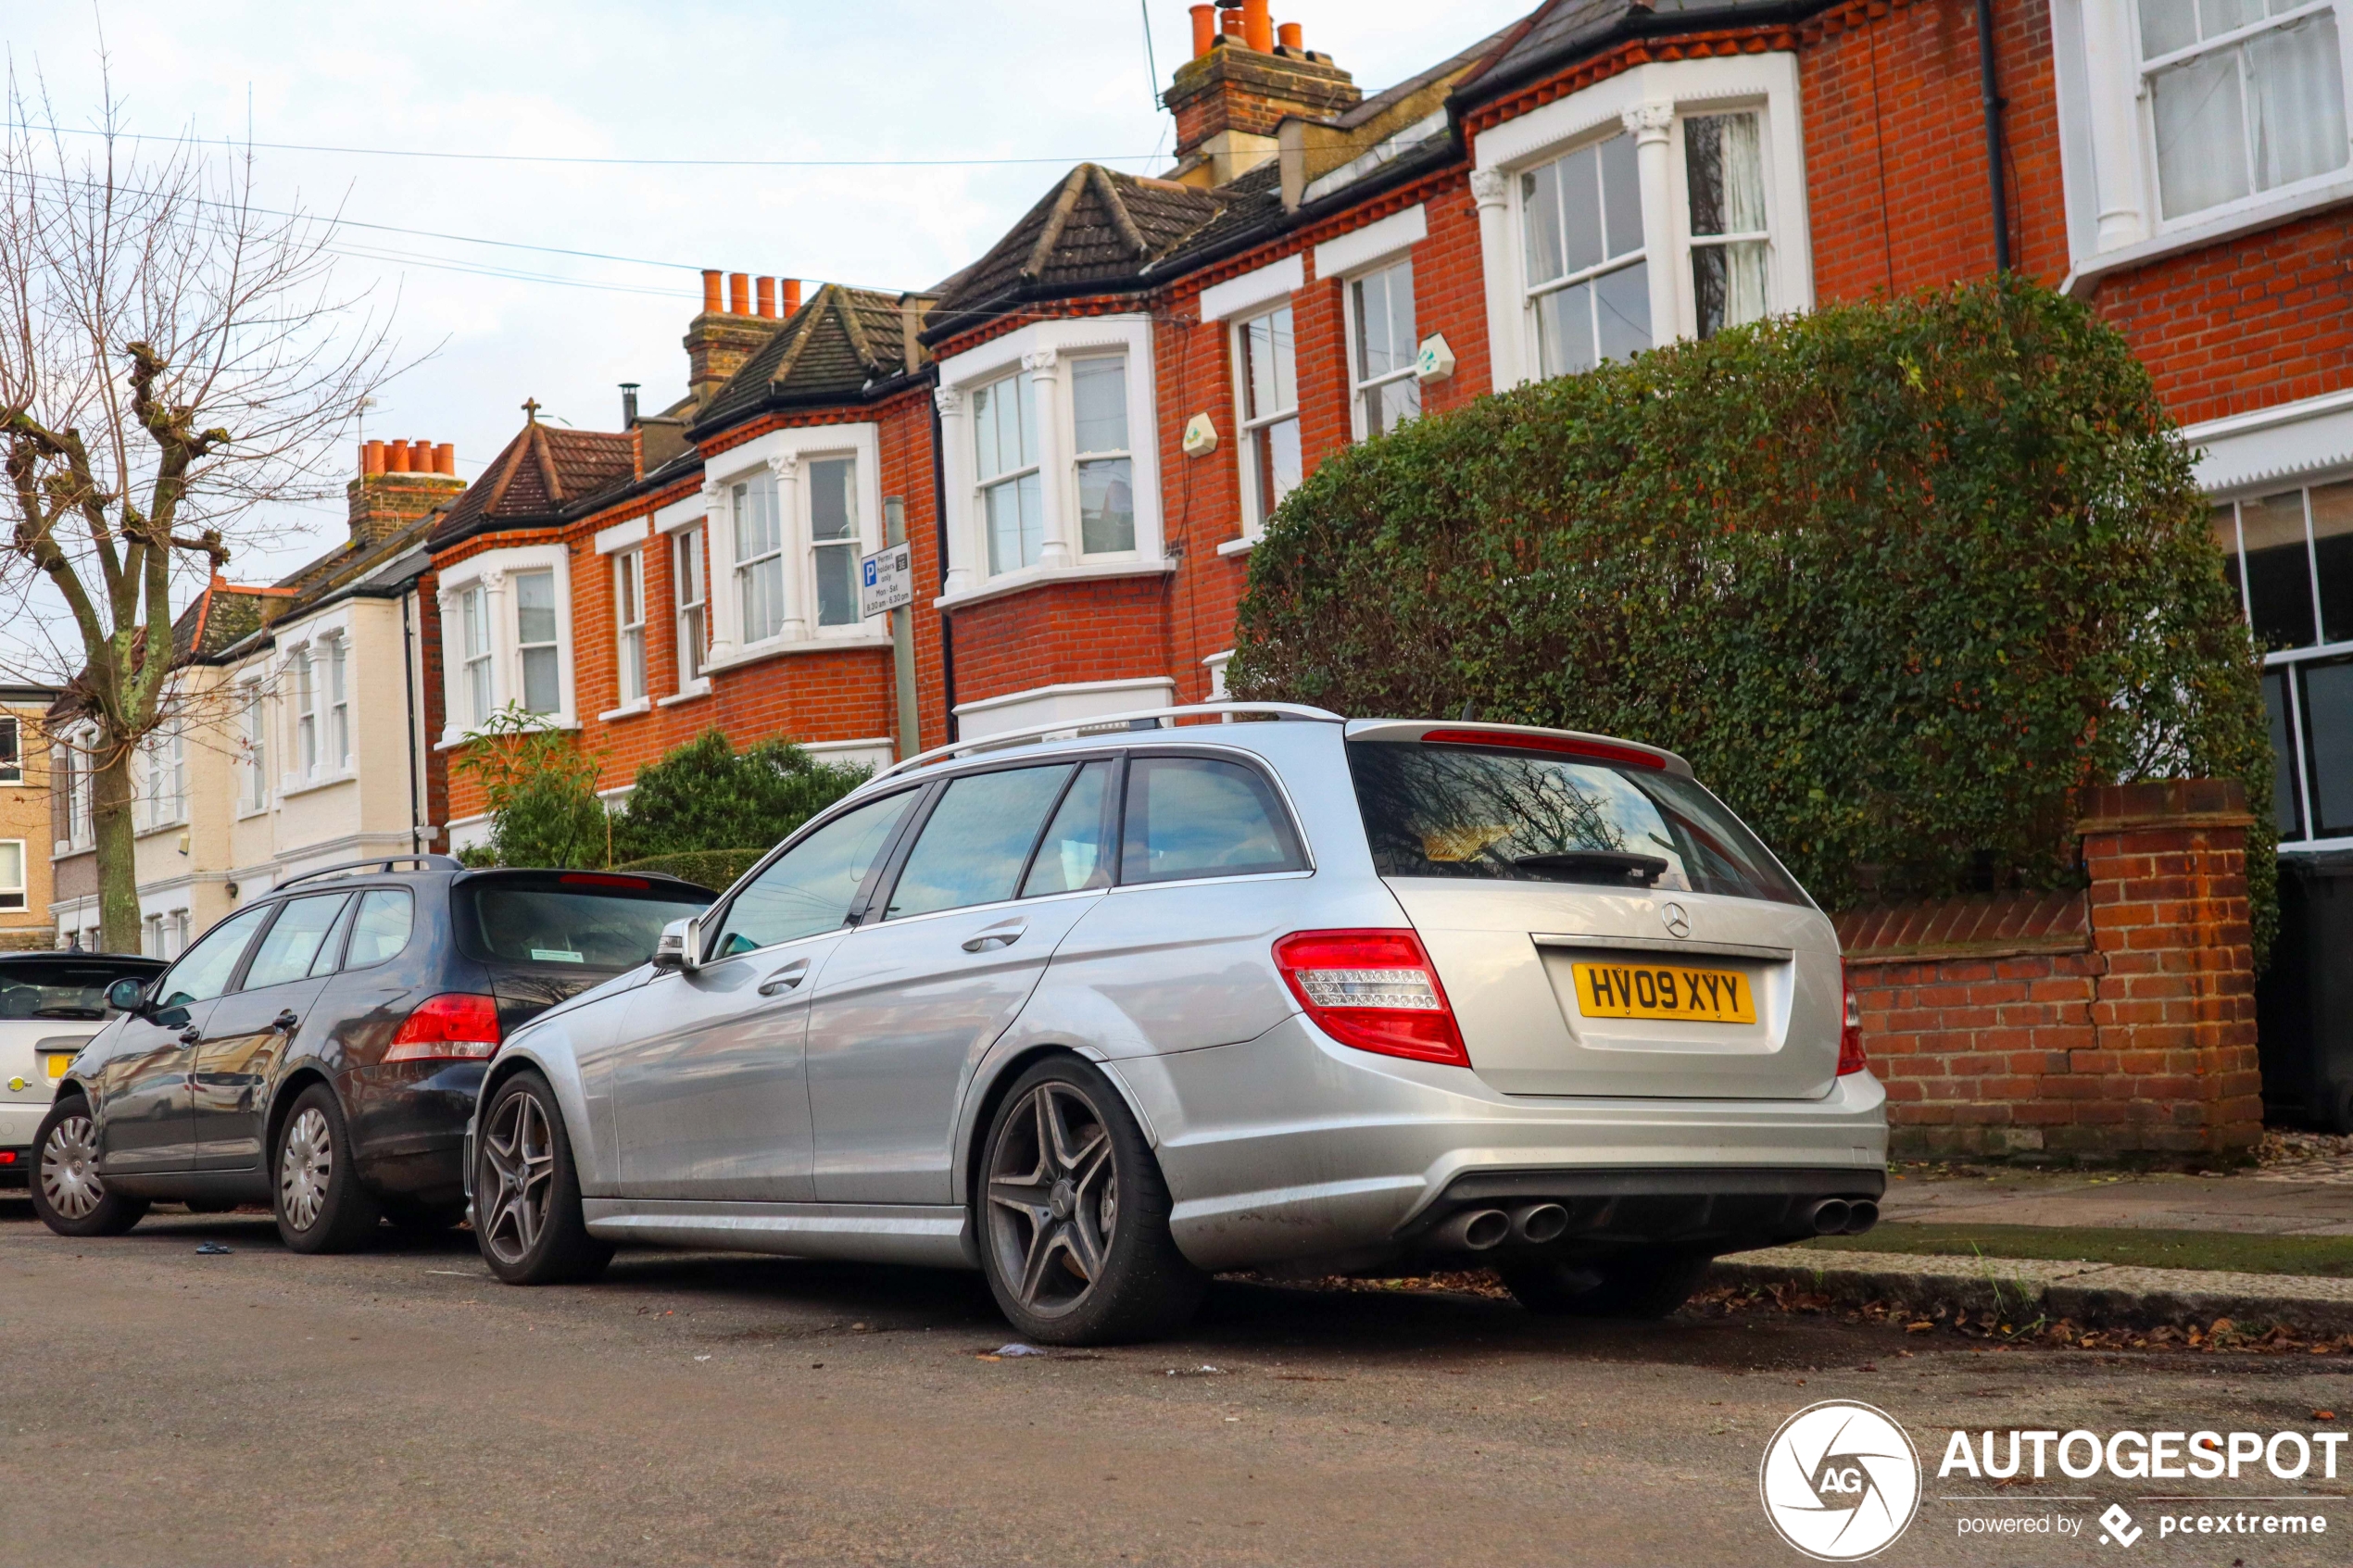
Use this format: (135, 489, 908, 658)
(1509, 850, 1669, 886)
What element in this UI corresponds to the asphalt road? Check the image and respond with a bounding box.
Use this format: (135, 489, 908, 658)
(4, 1202, 2349, 1568)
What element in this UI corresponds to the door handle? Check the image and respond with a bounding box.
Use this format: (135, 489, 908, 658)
(178, 1026, 203, 1046)
(272, 1010, 301, 1033)
(759, 960, 812, 997)
(962, 922, 1027, 954)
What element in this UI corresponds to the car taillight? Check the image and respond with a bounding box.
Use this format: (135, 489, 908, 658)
(384, 993, 502, 1063)
(1837, 962, 1869, 1076)
(1272, 929, 1469, 1068)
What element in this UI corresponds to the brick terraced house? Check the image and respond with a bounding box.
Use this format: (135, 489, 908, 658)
(423, 1, 2342, 1149)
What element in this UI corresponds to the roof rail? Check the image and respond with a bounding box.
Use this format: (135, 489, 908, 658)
(866, 702, 1343, 785)
(273, 854, 465, 891)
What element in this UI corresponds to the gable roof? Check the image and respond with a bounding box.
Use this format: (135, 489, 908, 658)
(431, 420, 639, 548)
(930, 164, 1227, 336)
(695, 283, 922, 432)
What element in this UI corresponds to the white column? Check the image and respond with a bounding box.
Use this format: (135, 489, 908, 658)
(1023, 347, 1073, 569)
(700, 481, 738, 667)
(479, 569, 509, 719)
(766, 451, 808, 642)
(2080, 0, 2148, 252)
(934, 386, 975, 598)
(1623, 101, 1680, 348)
(1469, 168, 1522, 390)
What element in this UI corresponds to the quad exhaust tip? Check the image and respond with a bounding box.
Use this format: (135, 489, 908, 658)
(1808, 1198, 1879, 1236)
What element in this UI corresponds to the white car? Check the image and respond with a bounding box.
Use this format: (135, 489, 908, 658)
(0, 954, 165, 1198)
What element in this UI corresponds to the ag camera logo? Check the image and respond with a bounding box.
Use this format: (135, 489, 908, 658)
(1760, 1400, 1923, 1561)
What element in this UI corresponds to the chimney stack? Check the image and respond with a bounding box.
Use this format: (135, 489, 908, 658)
(686, 263, 792, 405)
(347, 434, 463, 544)
(1164, 7, 1357, 187)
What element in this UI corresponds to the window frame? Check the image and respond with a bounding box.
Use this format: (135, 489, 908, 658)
(1344, 258, 1422, 442)
(673, 525, 707, 689)
(1518, 128, 1652, 381)
(459, 583, 494, 727)
(1113, 747, 1314, 888)
(0, 715, 21, 785)
(698, 784, 927, 961)
(972, 368, 1045, 577)
(291, 645, 318, 777)
(613, 546, 648, 705)
(802, 451, 871, 635)
(512, 568, 563, 717)
(2132, 0, 2353, 230)
(325, 634, 350, 769)
(1065, 354, 1139, 559)
(240, 681, 269, 813)
(434, 546, 576, 743)
(0, 838, 25, 910)
(1235, 303, 1302, 539)
(731, 474, 786, 645)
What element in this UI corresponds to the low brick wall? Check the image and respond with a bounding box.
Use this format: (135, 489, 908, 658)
(1838, 780, 2262, 1163)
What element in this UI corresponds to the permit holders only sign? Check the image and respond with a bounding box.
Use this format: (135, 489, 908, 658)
(860, 544, 913, 618)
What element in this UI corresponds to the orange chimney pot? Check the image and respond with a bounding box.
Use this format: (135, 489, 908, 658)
(1241, 0, 1273, 52)
(434, 443, 456, 476)
(408, 440, 433, 471)
(362, 439, 385, 476)
(700, 269, 723, 314)
(1189, 4, 1215, 57)
(1220, 7, 1243, 38)
(756, 276, 776, 319)
(384, 440, 410, 474)
(728, 272, 751, 315)
(782, 278, 803, 315)
(1277, 19, 1302, 51)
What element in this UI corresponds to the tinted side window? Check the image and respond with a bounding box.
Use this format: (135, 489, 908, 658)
(240, 895, 351, 990)
(887, 765, 1072, 919)
(346, 890, 416, 969)
(157, 904, 273, 1009)
(1021, 760, 1114, 897)
(711, 791, 918, 958)
(1119, 756, 1304, 885)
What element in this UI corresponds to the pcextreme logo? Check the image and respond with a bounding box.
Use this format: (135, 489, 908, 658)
(1759, 1400, 1924, 1561)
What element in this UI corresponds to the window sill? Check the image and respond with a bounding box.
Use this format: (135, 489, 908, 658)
(598, 698, 653, 722)
(235, 804, 271, 822)
(436, 719, 576, 751)
(1214, 535, 1259, 558)
(658, 684, 711, 708)
(704, 629, 893, 674)
(2062, 177, 2353, 296)
(282, 770, 357, 800)
(132, 822, 190, 841)
(936, 556, 1177, 612)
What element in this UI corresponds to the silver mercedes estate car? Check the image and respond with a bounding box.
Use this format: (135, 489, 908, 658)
(466, 706, 1886, 1344)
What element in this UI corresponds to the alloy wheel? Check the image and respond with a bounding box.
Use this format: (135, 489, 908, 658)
(280, 1106, 333, 1231)
(480, 1088, 555, 1267)
(985, 1081, 1118, 1319)
(39, 1112, 103, 1221)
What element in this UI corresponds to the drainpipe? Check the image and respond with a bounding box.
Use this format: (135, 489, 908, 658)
(1975, 0, 2011, 274)
(402, 586, 424, 855)
(930, 391, 957, 743)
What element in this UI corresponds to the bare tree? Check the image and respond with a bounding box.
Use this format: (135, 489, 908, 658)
(0, 62, 392, 950)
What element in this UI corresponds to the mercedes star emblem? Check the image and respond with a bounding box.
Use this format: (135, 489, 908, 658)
(1660, 902, 1692, 938)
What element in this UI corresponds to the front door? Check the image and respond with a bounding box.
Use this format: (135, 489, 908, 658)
(807, 759, 1112, 1204)
(98, 903, 271, 1176)
(194, 894, 350, 1171)
(604, 787, 921, 1201)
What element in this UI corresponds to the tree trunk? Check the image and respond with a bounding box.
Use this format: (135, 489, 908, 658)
(92, 734, 141, 954)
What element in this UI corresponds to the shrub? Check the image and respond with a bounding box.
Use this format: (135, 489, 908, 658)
(612, 731, 868, 862)
(454, 706, 610, 870)
(1229, 276, 2275, 952)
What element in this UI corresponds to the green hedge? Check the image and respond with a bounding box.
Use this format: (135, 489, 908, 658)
(1230, 277, 2275, 952)
(611, 848, 767, 892)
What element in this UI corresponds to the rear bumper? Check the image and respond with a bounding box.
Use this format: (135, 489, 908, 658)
(0, 1145, 25, 1188)
(1110, 1013, 1887, 1273)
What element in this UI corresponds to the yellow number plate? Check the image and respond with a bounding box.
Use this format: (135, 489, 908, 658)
(1572, 961, 1755, 1024)
(44, 1052, 75, 1078)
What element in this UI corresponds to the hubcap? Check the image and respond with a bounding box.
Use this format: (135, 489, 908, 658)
(40, 1113, 103, 1221)
(479, 1088, 555, 1267)
(984, 1082, 1117, 1320)
(280, 1107, 333, 1231)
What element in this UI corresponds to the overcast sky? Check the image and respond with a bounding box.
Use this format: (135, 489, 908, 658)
(8, 0, 1534, 596)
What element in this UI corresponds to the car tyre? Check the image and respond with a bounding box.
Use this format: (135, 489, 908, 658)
(273, 1083, 382, 1254)
(976, 1057, 1204, 1346)
(474, 1071, 610, 1286)
(29, 1097, 147, 1237)
(1499, 1248, 1711, 1319)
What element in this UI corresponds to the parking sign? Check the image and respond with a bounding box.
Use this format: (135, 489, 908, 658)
(860, 544, 914, 618)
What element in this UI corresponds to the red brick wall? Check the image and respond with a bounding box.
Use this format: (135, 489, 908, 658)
(1843, 782, 2262, 1162)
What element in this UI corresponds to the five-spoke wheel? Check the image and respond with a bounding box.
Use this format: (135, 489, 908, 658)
(473, 1072, 610, 1286)
(975, 1058, 1202, 1345)
(29, 1098, 146, 1237)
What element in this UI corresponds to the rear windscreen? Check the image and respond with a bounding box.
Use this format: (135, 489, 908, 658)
(0, 961, 157, 1020)
(1347, 741, 1809, 907)
(456, 879, 712, 971)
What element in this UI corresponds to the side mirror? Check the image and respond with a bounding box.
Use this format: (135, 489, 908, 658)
(651, 916, 702, 973)
(106, 977, 150, 1015)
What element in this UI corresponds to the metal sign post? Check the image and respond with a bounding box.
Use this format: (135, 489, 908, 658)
(871, 502, 919, 764)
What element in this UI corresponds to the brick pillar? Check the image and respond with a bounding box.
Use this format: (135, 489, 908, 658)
(2075, 780, 2263, 1159)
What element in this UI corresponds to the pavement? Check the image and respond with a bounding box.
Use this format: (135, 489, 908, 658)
(6, 1201, 2353, 1567)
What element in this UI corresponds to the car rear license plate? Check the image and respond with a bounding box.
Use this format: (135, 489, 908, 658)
(1572, 961, 1755, 1023)
(44, 1052, 74, 1078)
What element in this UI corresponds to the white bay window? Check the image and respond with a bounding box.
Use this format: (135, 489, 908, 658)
(1070, 358, 1136, 555)
(975, 372, 1044, 574)
(808, 458, 862, 627)
(696, 425, 886, 669)
(732, 476, 786, 645)
(434, 546, 575, 744)
(1473, 54, 1813, 390)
